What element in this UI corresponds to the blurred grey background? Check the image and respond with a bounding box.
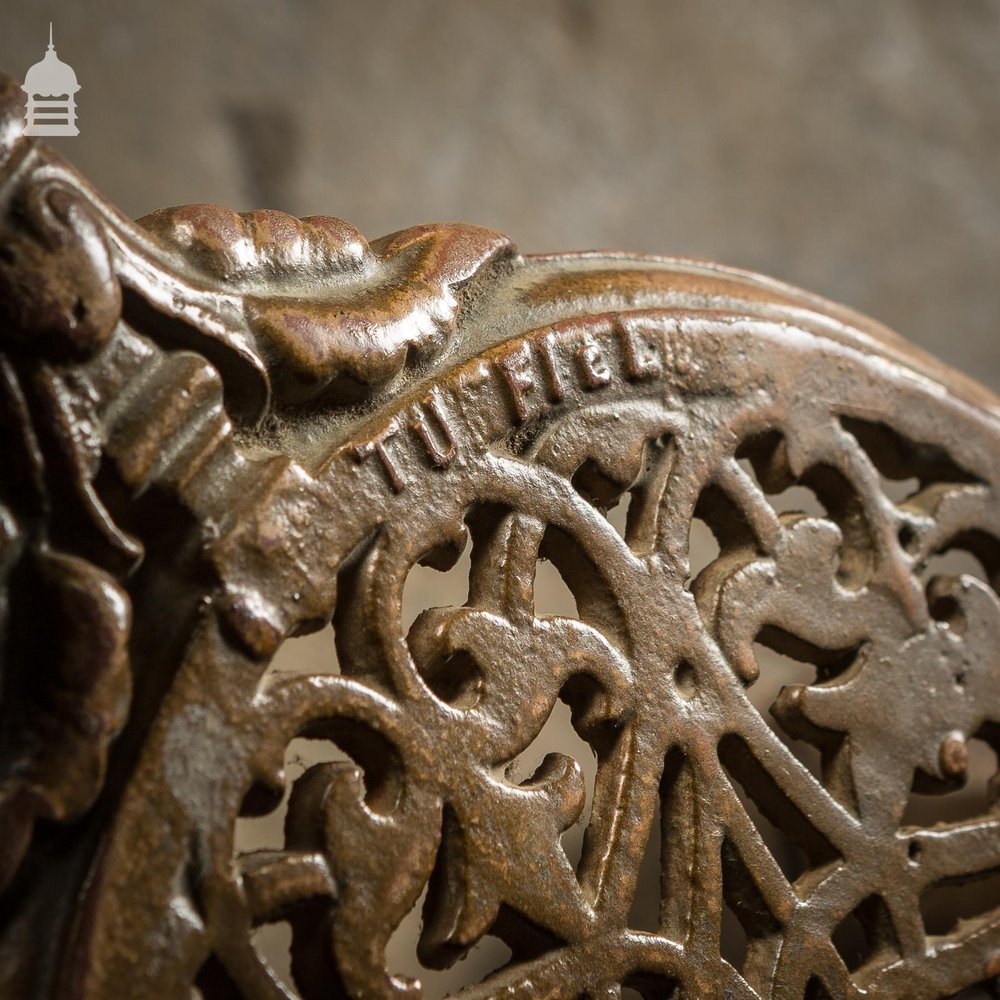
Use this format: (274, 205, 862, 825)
(2, 0, 999, 389)
(5, 2, 999, 993)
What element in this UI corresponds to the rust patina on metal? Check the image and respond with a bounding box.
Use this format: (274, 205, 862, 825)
(0, 68, 998, 999)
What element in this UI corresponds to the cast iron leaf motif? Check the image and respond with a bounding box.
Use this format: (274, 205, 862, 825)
(138, 204, 514, 405)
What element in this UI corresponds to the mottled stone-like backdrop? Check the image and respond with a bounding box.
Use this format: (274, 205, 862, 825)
(2, 0, 998, 388)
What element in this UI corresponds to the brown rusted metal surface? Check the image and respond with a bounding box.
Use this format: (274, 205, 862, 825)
(0, 67, 999, 999)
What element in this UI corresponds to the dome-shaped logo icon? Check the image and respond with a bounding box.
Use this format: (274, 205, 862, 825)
(22, 23, 80, 137)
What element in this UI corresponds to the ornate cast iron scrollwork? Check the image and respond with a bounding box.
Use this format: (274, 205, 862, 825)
(0, 67, 998, 999)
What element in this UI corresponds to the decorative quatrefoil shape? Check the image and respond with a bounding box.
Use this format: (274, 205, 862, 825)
(0, 69, 999, 1000)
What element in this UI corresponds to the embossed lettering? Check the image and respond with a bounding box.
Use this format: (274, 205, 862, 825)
(618, 319, 661, 381)
(353, 424, 405, 493)
(537, 333, 567, 402)
(577, 338, 611, 389)
(496, 342, 537, 422)
(411, 393, 457, 468)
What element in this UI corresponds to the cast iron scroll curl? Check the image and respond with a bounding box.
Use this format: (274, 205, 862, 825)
(1, 67, 1000, 1000)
